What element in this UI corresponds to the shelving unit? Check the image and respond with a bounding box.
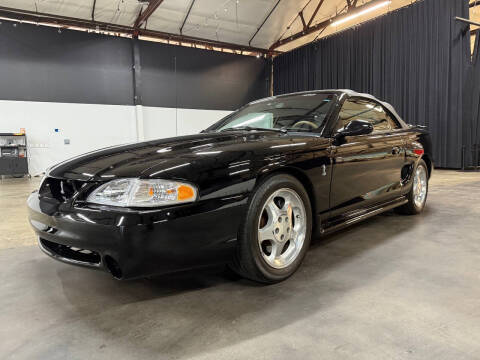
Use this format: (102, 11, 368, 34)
(0, 133, 29, 178)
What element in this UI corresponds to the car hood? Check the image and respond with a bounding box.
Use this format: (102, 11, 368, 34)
(48, 131, 327, 182)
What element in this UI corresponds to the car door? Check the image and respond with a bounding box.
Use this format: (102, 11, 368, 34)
(329, 97, 405, 217)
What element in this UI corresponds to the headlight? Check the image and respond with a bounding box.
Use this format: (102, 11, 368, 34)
(86, 179, 197, 207)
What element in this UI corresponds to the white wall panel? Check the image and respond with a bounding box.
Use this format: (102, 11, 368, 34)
(0, 100, 231, 175)
(0, 100, 136, 175)
(143, 107, 231, 139)
(176, 108, 231, 136)
(142, 106, 177, 141)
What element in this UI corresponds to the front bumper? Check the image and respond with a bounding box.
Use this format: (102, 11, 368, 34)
(27, 191, 247, 279)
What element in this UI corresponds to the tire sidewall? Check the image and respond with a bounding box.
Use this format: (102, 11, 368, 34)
(245, 174, 312, 281)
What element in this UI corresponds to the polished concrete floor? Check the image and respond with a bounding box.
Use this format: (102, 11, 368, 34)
(1, 170, 480, 359)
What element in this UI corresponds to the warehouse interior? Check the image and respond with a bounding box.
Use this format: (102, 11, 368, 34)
(1, 0, 480, 359)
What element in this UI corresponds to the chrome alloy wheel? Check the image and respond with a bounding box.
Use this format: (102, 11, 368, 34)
(413, 165, 427, 208)
(257, 188, 307, 269)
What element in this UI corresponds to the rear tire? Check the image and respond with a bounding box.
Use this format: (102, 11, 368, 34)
(396, 159, 428, 215)
(230, 174, 312, 284)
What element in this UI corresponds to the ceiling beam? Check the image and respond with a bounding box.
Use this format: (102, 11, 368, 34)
(307, 0, 325, 27)
(180, 0, 195, 34)
(249, 0, 281, 46)
(270, 0, 390, 50)
(0, 6, 280, 56)
(299, 11, 307, 30)
(134, 0, 164, 29)
(274, 0, 315, 46)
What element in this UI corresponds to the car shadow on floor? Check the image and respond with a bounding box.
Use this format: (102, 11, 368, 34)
(36, 209, 424, 359)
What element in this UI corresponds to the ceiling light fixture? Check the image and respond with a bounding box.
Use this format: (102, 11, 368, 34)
(330, 0, 391, 27)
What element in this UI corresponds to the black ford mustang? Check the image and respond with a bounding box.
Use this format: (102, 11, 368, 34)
(28, 90, 433, 283)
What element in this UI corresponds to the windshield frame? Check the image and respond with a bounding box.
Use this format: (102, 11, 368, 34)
(204, 92, 339, 135)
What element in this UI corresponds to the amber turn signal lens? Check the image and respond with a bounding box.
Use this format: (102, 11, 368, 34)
(177, 185, 195, 200)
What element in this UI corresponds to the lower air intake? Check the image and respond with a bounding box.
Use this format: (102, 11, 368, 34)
(40, 238, 101, 265)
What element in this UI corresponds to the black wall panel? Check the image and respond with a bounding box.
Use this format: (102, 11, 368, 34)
(138, 41, 177, 108)
(0, 23, 134, 105)
(174, 45, 268, 110)
(0, 22, 269, 110)
(139, 41, 269, 110)
(273, 0, 470, 169)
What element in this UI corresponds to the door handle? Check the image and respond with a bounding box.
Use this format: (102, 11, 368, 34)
(392, 146, 401, 155)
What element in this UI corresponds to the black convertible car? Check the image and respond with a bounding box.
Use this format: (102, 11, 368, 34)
(28, 90, 432, 283)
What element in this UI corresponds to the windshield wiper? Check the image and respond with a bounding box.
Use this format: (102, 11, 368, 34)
(220, 126, 287, 133)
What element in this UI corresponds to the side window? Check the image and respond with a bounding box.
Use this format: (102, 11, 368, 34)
(336, 98, 394, 133)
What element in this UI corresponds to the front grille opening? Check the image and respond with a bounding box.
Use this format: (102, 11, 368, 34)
(39, 178, 86, 202)
(40, 238, 101, 264)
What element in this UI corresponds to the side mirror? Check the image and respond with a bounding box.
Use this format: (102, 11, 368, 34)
(335, 119, 373, 139)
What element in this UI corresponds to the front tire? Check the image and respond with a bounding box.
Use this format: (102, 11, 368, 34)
(231, 174, 312, 284)
(397, 159, 429, 215)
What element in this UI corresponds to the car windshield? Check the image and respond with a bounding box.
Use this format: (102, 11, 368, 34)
(208, 93, 336, 133)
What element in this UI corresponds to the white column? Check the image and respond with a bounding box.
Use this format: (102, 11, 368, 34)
(135, 104, 145, 142)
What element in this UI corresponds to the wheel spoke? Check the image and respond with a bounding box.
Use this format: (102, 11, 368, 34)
(287, 206, 293, 225)
(282, 194, 294, 212)
(272, 241, 284, 257)
(266, 200, 281, 221)
(266, 240, 284, 265)
(289, 228, 297, 243)
(286, 239, 295, 255)
(258, 222, 275, 243)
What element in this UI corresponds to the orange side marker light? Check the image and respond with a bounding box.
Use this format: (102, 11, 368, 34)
(177, 185, 194, 201)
